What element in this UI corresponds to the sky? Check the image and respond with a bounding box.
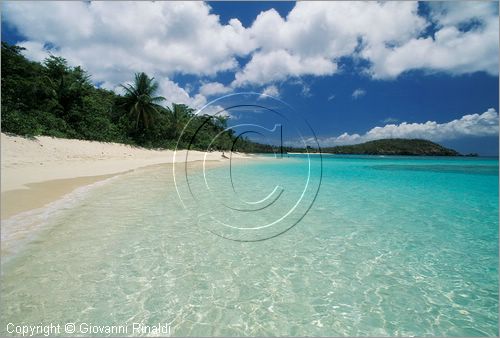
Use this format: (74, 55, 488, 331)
(1, 1, 499, 155)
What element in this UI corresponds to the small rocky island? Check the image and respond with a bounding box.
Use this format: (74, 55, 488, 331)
(322, 138, 461, 156)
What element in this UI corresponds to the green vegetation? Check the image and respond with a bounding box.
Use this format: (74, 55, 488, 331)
(1, 41, 272, 152)
(120, 72, 166, 131)
(322, 139, 460, 156)
(1, 42, 464, 157)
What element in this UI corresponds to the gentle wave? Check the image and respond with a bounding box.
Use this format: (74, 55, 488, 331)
(1, 174, 122, 265)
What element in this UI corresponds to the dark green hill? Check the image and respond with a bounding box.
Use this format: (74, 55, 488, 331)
(322, 139, 460, 156)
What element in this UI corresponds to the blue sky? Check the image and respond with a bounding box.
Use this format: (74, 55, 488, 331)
(2, 1, 499, 154)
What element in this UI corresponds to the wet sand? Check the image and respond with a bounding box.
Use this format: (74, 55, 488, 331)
(1, 133, 253, 220)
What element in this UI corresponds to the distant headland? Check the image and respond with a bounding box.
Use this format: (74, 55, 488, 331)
(291, 139, 474, 156)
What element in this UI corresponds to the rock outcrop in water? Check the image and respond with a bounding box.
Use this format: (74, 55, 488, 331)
(322, 139, 460, 156)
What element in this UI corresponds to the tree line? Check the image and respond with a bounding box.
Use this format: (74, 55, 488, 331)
(1, 41, 275, 153)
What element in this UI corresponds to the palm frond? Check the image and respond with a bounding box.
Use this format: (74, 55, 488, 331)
(119, 72, 166, 131)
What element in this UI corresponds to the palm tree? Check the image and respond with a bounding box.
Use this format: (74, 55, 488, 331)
(167, 103, 194, 139)
(120, 72, 165, 130)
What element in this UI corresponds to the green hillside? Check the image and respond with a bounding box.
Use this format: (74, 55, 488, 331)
(322, 138, 460, 156)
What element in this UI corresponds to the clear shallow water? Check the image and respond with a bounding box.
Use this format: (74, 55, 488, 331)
(1, 156, 498, 336)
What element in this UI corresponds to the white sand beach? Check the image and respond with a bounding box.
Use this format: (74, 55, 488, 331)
(1, 133, 251, 218)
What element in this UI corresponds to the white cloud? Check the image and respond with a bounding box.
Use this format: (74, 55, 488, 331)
(199, 82, 232, 97)
(316, 108, 499, 146)
(3, 1, 255, 86)
(156, 80, 228, 117)
(3, 1, 498, 92)
(232, 49, 336, 87)
(16, 41, 50, 62)
(196, 104, 228, 117)
(233, 1, 498, 84)
(233, 2, 427, 85)
(157, 78, 207, 109)
(352, 88, 366, 99)
(327, 94, 336, 101)
(429, 2, 496, 27)
(261, 85, 280, 98)
(363, 2, 499, 78)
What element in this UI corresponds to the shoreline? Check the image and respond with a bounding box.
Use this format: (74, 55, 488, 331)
(1, 133, 254, 220)
(0, 159, 249, 260)
(2, 173, 118, 219)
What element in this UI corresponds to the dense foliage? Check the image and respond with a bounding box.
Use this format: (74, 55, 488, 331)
(1, 41, 273, 152)
(1, 42, 463, 156)
(322, 138, 460, 156)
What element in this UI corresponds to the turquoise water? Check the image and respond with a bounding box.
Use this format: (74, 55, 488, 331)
(1, 155, 498, 336)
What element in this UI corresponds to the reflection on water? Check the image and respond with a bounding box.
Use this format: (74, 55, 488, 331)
(372, 164, 499, 176)
(1, 156, 498, 336)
